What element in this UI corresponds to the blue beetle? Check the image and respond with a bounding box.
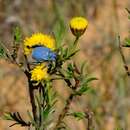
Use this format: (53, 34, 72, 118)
(32, 46, 56, 62)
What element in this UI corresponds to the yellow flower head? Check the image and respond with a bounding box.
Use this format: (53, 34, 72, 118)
(23, 33, 55, 55)
(70, 17, 88, 37)
(30, 64, 49, 82)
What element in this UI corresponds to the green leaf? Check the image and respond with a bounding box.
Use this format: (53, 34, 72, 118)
(64, 49, 79, 60)
(3, 112, 30, 127)
(66, 63, 74, 78)
(53, 1, 66, 48)
(124, 38, 130, 47)
(62, 48, 69, 58)
(80, 61, 87, 75)
(75, 76, 97, 95)
(85, 77, 98, 84)
(70, 112, 86, 120)
(67, 49, 79, 59)
(42, 106, 55, 121)
(53, 21, 66, 48)
(3, 112, 14, 120)
(13, 26, 22, 43)
(67, 63, 73, 71)
(27, 111, 35, 125)
(80, 76, 97, 87)
(38, 81, 57, 126)
(76, 85, 91, 95)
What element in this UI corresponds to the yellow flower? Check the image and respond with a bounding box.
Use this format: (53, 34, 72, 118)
(23, 33, 55, 55)
(30, 64, 49, 81)
(70, 17, 88, 37)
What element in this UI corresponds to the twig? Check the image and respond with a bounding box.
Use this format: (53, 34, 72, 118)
(0, 42, 13, 61)
(24, 55, 37, 122)
(0, 42, 20, 66)
(54, 77, 79, 130)
(85, 109, 93, 130)
(118, 35, 130, 76)
(58, 70, 73, 88)
(28, 80, 37, 122)
(24, 55, 31, 71)
(54, 93, 74, 130)
(126, 8, 130, 14)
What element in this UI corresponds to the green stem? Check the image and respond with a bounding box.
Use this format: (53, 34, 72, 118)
(74, 36, 80, 45)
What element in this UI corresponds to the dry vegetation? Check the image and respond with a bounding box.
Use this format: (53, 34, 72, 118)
(0, 0, 130, 130)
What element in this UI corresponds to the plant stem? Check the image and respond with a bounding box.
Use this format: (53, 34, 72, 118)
(54, 93, 74, 130)
(28, 80, 37, 122)
(24, 55, 37, 124)
(58, 71, 73, 89)
(118, 35, 130, 76)
(74, 36, 79, 45)
(54, 77, 79, 130)
(85, 109, 93, 130)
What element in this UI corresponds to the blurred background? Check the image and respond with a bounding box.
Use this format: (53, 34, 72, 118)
(0, 0, 130, 130)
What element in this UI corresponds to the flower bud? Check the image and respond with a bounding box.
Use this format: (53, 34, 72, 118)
(70, 17, 88, 37)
